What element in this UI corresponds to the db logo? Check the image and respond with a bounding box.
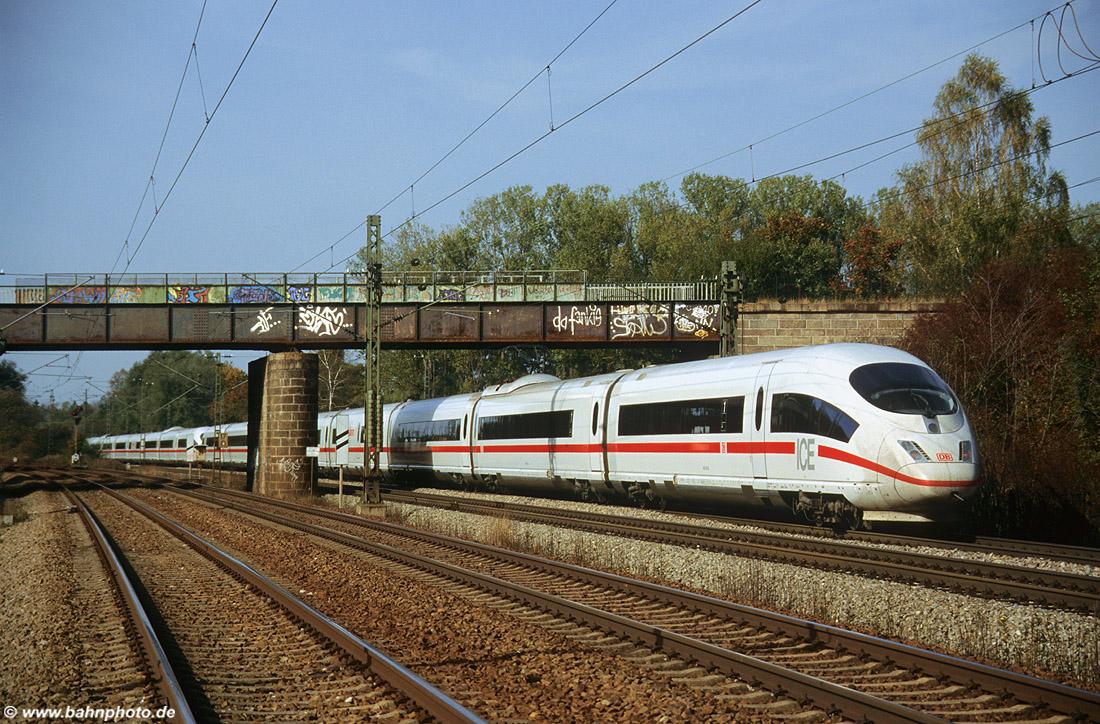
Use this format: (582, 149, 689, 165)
(936, 452, 954, 461)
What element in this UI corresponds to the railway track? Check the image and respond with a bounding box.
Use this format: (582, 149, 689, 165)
(680, 508, 1100, 569)
(56, 477, 487, 724)
(147, 480, 1100, 724)
(56, 485, 194, 723)
(377, 488, 1100, 612)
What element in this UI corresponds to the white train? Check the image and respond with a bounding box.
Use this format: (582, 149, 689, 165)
(90, 343, 980, 526)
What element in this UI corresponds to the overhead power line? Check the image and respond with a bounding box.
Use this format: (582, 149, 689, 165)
(757, 62, 1100, 185)
(663, 1, 1082, 186)
(290, 1, 622, 275)
(113, 0, 279, 277)
(324, 0, 767, 275)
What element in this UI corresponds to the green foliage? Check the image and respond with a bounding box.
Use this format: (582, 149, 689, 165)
(0, 361, 93, 461)
(98, 351, 246, 434)
(878, 53, 1069, 295)
(0, 360, 43, 461)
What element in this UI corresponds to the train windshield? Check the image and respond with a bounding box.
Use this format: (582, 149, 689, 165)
(849, 363, 957, 417)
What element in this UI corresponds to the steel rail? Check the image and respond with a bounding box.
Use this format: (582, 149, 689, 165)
(174, 483, 1100, 724)
(73, 478, 489, 724)
(57, 485, 197, 724)
(381, 488, 1100, 611)
(681, 508, 1100, 567)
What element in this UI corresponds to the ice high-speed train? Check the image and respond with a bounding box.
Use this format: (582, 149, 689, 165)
(90, 344, 980, 526)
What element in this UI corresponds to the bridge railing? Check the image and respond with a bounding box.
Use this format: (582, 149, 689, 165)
(585, 281, 717, 302)
(0, 271, 718, 306)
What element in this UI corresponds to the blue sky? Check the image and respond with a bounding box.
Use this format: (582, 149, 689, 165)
(2, 1, 1098, 404)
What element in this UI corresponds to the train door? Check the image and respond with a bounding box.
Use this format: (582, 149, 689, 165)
(750, 362, 778, 479)
(333, 415, 350, 467)
(589, 400, 603, 480)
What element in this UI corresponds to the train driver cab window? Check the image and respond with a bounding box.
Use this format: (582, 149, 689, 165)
(849, 362, 957, 417)
(771, 393, 859, 443)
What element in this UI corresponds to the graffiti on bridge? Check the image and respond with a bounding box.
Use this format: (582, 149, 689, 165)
(610, 303, 669, 340)
(297, 305, 348, 337)
(551, 305, 603, 335)
(674, 303, 719, 338)
(169, 286, 210, 304)
(50, 287, 107, 304)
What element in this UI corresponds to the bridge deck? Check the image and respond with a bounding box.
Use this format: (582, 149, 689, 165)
(0, 272, 721, 352)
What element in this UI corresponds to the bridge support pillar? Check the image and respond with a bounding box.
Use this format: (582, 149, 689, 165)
(248, 351, 318, 498)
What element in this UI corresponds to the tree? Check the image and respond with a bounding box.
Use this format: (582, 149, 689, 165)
(879, 53, 1069, 294)
(459, 185, 553, 269)
(0, 360, 44, 461)
(100, 351, 229, 433)
(544, 184, 632, 281)
(627, 181, 706, 280)
(318, 349, 364, 412)
(210, 362, 248, 423)
(730, 175, 867, 299)
(833, 224, 904, 299)
(900, 248, 1100, 543)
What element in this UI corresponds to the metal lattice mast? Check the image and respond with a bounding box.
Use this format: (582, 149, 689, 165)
(362, 215, 383, 504)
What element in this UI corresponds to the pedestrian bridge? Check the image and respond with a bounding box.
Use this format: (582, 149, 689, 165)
(0, 270, 723, 352)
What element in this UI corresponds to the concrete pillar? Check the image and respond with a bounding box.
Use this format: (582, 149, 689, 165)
(251, 351, 318, 498)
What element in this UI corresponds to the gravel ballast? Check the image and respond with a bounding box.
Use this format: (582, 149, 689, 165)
(346, 489, 1100, 688)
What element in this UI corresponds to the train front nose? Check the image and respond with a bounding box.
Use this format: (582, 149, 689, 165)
(885, 437, 980, 504)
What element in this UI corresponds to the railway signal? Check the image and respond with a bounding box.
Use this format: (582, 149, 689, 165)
(719, 261, 743, 357)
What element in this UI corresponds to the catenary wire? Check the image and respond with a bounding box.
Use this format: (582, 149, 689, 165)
(662, 1, 1078, 185)
(111, 0, 209, 278)
(325, 0, 767, 275)
(288, 1, 621, 275)
(119, 0, 279, 277)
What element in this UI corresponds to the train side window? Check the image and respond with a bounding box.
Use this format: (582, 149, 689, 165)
(463, 415, 468, 440)
(618, 396, 743, 436)
(394, 419, 461, 446)
(592, 403, 599, 436)
(478, 410, 573, 440)
(755, 388, 764, 431)
(771, 392, 859, 443)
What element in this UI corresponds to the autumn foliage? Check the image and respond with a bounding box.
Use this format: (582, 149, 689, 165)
(832, 224, 903, 298)
(900, 249, 1100, 543)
